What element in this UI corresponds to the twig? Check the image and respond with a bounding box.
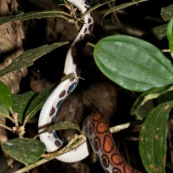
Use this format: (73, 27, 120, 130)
(0, 124, 13, 131)
(110, 120, 142, 133)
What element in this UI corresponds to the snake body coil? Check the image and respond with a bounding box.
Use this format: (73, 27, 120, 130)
(38, 0, 141, 172)
(38, 0, 94, 163)
(83, 112, 141, 173)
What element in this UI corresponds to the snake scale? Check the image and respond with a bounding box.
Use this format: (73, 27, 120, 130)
(38, 0, 141, 172)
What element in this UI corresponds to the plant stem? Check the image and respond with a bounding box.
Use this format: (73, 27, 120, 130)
(0, 124, 13, 131)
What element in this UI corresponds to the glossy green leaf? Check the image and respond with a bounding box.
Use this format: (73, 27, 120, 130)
(167, 17, 173, 58)
(139, 101, 173, 173)
(2, 138, 46, 165)
(94, 35, 173, 92)
(0, 11, 71, 25)
(161, 4, 173, 22)
(0, 103, 10, 117)
(0, 42, 68, 77)
(0, 81, 12, 107)
(131, 85, 173, 119)
(12, 92, 34, 123)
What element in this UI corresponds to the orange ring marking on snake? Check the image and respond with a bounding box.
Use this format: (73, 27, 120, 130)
(111, 153, 125, 165)
(103, 135, 114, 153)
(97, 121, 109, 133)
(93, 111, 102, 121)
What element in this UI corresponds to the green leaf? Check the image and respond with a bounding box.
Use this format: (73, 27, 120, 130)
(12, 85, 54, 124)
(2, 138, 46, 166)
(151, 24, 167, 40)
(0, 103, 10, 117)
(94, 35, 173, 92)
(132, 99, 155, 120)
(167, 17, 173, 58)
(12, 92, 34, 123)
(131, 85, 173, 119)
(84, 0, 116, 16)
(25, 85, 55, 122)
(161, 4, 173, 22)
(0, 42, 68, 77)
(0, 11, 71, 25)
(102, 0, 148, 19)
(38, 121, 80, 136)
(139, 101, 173, 173)
(0, 81, 12, 107)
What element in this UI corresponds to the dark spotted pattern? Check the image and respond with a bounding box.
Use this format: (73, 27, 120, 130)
(101, 154, 110, 168)
(83, 112, 142, 173)
(89, 123, 94, 135)
(59, 90, 66, 98)
(84, 27, 87, 33)
(55, 139, 62, 147)
(70, 77, 75, 82)
(88, 17, 92, 23)
(94, 136, 101, 151)
(84, 5, 88, 9)
(85, 0, 90, 6)
(79, 35, 83, 39)
(89, 24, 94, 32)
(84, 33, 91, 40)
(56, 100, 63, 109)
(49, 107, 55, 117)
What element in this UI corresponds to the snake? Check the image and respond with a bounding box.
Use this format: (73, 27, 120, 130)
(38, 0, 94, 163)
(83, 112, 141, 173)
(38, 0, 141, 172)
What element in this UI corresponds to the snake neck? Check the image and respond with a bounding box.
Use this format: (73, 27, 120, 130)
(64, 0, 94, 77)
